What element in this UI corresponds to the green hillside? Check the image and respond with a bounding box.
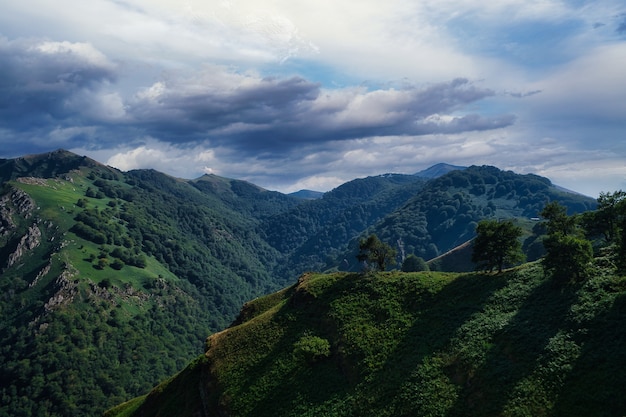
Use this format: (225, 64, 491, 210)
(261, 165, 596, 276)
(0, 150, 603, 416)
(106, 263, 626, 417)
(362, 166, 596, 265)
(261, 173, 426, 275)
(0, 151, 301, 416)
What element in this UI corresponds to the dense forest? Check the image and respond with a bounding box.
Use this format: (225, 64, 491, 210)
(0, 150, 601, 416)
(109, 190, 626, 416)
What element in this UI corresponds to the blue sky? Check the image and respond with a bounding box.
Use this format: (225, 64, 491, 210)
(1, 0, 625, 196)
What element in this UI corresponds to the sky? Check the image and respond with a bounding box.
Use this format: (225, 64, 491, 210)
(1, 0, 625, 196)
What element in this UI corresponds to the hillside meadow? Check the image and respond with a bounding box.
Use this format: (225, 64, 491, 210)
(107, 262, 626, 417)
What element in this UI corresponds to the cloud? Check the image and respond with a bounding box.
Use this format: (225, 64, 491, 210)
(0, 37, 117, 127)
(1, 0, 625, 198)
(617, 14, 626, 34)
(124, 69, 512, 153)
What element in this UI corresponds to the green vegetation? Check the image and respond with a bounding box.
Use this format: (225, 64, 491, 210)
(365, 166, 595, 266)
(541, 201, 594, 282)
(261, 174, 426, 274)
(112, 264, 626, 417)
(0, 152, 297, 416)
(356, 234, 397, 271)
(472, 219, 525, 272)
(401, 254, 429, 272)
(0, 151, 610, 417)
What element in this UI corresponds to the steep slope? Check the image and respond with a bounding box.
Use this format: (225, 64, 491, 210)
(355, 166, 596, 267)
(107, 264, 626, 417)
(0, 151, 300, 416)
(262, 174, 426, 275)
(190, 173, 301, 219)
(0, 151, 602, 416)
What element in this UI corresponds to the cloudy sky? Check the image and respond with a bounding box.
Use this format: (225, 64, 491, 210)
(1, 0, 625, 196)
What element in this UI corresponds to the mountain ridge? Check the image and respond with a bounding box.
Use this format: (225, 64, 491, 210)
(106, 265, 626, 417)
(0, 150, 600, 416)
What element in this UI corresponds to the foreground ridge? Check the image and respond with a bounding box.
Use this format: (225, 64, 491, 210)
(108, 265, 626, 417)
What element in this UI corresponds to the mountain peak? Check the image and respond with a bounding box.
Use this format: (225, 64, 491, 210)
(414, 163, 466, 179)
(0, 149, 110, 182)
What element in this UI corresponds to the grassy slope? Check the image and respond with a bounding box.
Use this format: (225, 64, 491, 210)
(1, 170, 219, 416)
(111, 263, 626, 417)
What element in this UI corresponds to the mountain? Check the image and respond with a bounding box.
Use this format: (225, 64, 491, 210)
(0, 152, 302, 416)
(274, 165, 596, 274)
(0, 149, 102, 182)
(288, 189, 324, 200)
(105, 265, 626, 417)
(367, 166, 595, 264)
(0, 151, 599, 416)
(414, 162, 466, 178)
(261, 173, 427, 276)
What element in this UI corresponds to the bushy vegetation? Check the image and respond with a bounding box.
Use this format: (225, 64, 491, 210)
(0, 152, 299, 416)
(472, 219, 525, 272)
(0, 151, 609, 417)
(113, 263, 626, 417)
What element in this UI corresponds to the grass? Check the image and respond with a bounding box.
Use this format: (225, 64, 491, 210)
(12, 175, 179, 290)
(108, 263, 626, 417)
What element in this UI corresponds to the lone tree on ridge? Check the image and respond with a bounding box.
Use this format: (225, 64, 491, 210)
(472, 219, 525, 273)
(357, 234, 397, 272)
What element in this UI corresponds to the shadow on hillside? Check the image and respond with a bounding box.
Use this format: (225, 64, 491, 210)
(551, 292, 626, 416)
(445, 277, 581, 416)
(361, 272, 509, 415)
(228, 274, 359, 416)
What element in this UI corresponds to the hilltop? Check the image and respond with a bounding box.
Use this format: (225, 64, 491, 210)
(106, 264, 626, 417)
(0, 150, 599, 416)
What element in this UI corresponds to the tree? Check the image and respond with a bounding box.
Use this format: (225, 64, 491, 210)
(543, 234, 593, 282)
(541, 201, 593, 282)
(357, 234, 397, 272)
(582, 190, 626, 273)
(401, 254, 429, 272)
(596, 190, 626, 242)
(471, 219, 525, 273)
(541, 201, 577, 236)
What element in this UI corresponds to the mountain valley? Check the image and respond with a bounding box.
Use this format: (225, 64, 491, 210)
(0, 150, 607, 416)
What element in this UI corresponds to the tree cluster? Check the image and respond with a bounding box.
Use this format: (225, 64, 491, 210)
(472, 191, 626, 282)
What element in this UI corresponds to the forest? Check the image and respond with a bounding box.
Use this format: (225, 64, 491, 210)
(0, 150, 606, 416)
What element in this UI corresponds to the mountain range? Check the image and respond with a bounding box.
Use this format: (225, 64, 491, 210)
(0, 150, 599, 416)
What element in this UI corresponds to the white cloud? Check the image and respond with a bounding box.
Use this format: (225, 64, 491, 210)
(526, 43, 626, 121)
(1, 0, 625, 197)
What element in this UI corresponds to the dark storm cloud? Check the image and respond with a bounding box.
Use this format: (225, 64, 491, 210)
(0, 38, 117, 126)
(127, 73, 513, 153)
(0, 37, 513, 160)
(128, 75, 321, 136)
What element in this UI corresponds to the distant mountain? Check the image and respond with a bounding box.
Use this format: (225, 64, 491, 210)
(288, 189, 324, 200)
(414, 162, 466, 178)
(261, 173, 426, 276)
(0, 151, 600, 416)
(274, 165, 596, 274)
(358, 165, 596, 267)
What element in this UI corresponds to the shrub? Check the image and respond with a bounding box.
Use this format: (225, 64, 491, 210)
(293, 334, 331, 363)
